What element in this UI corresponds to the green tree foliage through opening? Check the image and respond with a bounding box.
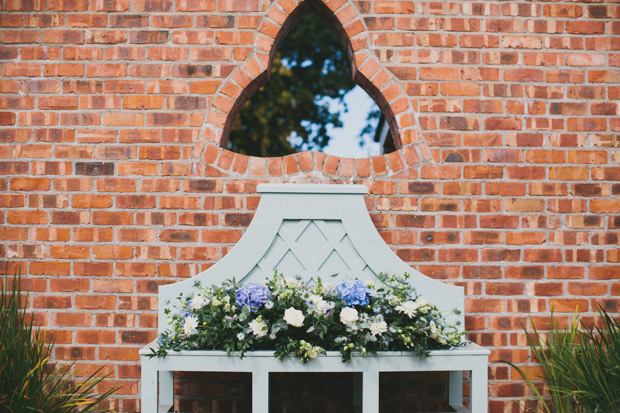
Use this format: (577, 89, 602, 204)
(228, 12, 381, 157)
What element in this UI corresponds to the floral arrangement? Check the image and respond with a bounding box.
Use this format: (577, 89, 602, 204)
(150, 272, 465, 363)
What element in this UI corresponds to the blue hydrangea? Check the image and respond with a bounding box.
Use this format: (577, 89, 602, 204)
(235, 282, 271, 312)
(336, 279, 370, 306)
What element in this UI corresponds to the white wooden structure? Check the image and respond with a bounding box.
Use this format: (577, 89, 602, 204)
(140, 184, 490, 412)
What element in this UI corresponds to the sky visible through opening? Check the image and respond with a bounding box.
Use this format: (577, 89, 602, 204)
(288, 86, 383, 158)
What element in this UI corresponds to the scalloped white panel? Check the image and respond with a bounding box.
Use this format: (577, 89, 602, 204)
(158, 184, 464, 332)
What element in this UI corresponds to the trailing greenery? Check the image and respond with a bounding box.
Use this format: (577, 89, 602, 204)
(506, 307, 620, 412)
(0, 273, 117, 413)
(151, 272, 465, 363)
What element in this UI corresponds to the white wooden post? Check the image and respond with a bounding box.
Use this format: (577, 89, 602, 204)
(140, 356, 158, 413)
(353, 372, 363, 413)
(449, 370, 463, 406)
(362, 369, 379, 413)
(252, 368, 269, 412)
(159, 370, 173, 410)
(470, 359, 488, 413)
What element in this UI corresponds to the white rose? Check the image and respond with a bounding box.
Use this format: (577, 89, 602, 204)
(340, 307, 359, 324)
(283, 307, 305, 327)
(183, 315, 199, 336)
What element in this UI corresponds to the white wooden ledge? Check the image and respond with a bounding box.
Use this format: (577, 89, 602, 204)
(140, 343, 489, 413)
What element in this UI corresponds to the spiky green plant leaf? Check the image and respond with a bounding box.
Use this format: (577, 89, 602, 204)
(503, 307, 620, 412)
(1, 273, 117, 413)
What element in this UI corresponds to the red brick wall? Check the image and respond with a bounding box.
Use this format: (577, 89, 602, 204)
(1, 0, 619, 411)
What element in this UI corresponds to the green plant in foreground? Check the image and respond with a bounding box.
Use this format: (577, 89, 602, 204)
(0, 274, 117, 413)
(505, 306, 620, 413)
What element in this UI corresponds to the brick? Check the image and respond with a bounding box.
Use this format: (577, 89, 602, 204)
(49, 245, 89, 259)
(76, 330, 115, 344)
(129, 30, 168, 44)
(484, 117, 521, 131)
(76, 295, 116, 310)
(92, 211, 133, 226)
(567, 21, 604, 35)
(133, 0, 173, 10)
(440, 82, 479, 96)
(74, 262, 113, 277)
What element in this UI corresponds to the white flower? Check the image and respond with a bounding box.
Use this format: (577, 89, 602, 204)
(183, 315, 199, 336)
(388, 295, 400, 306)
(308, 294, 329, 314)
(265, 300, 274, 309)
(428, 321, 446, 344)
(308, 294, 322, 304)
(249, 319, 267, 338)
(283, 307, 305, 327)
(284, 276, 297, 287)
(395, 301, 419, 318)
(190, 295, 208, 310)
(369, 319, 388, 336)
(237, 332, 245, 341)
(416, 298, 431, 314)
(340, 307, 359, 324)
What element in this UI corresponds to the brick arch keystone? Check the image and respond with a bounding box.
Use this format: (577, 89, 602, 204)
(192, 0, 432, 179)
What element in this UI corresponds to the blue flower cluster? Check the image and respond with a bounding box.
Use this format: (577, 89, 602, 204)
(336, 279, 370, 306)
(235, 282, 271, 311)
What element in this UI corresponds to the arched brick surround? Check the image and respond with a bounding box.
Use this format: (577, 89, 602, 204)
(192, 0, 430, 180)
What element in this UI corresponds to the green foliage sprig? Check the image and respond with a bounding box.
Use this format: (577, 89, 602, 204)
(150, 272, 465, 363)
(0, 273, 117, 413)
(504, 306, 620, 412)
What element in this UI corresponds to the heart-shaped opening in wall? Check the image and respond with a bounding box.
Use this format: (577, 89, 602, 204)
(226, 8, 394, 159)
